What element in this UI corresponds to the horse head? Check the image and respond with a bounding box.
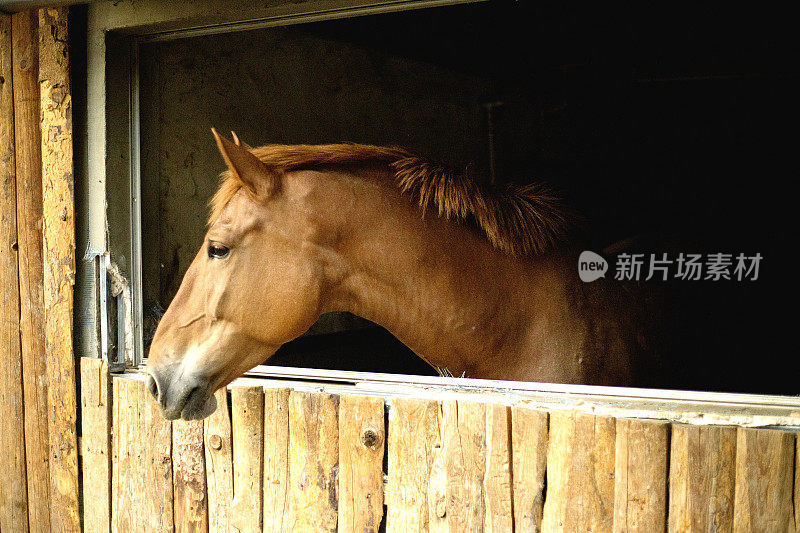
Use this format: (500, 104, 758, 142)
(146, 130, 327, 419)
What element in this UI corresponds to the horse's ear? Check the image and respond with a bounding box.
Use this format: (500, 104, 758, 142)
(212, 128, 275, 196)
(230, 131, 253, 151)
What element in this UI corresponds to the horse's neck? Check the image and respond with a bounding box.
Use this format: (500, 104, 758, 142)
(315, 170, 571, 379)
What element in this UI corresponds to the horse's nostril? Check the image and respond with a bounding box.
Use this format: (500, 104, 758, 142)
(146, 373, 160, 400)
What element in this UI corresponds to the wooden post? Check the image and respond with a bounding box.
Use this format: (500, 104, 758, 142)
(0, 14, 29, 531)
(39, 7, 80, 530)
(483, 404, 513, 532)
(428, 400, 487, 533)
(668, 424, 736, 532)
(12, 9, 50, 531)
(263, 388, 290, 532)
(287, 391, 339, 531)
(338, 395, 385, 533)
(386, 398, 440, 532)
(173, 419, 208, 532)
(111, 377, 146, 532)
(205, 388, 234, 533)
(141, 389, 173, 531)
(613, 419, 669, 532)
(511, 407, 548, 532)
(231, 385, 265, 532)
(80, 358, 112, 533)
(541, 411, 616, 532)
(733, 427, 795, 531)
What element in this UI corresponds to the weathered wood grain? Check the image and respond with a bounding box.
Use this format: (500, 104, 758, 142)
(542, 411, 616, 533)
(287, 391, 339, 531)
(112, 377, 146, 532)
(339, 395, 385, 533)
(386, 398, 440, 532)
(39, 7, 80, 530)
(733, 427, 794, 532)
(205, 388, 233, 533)
(511, 407, 548, 533)
(231, 385, 264, 532)
(80, 358, 112, 533)
(428, 400, 487, 533)
(484, 404, 513, 533)
(13, 9, 50, 532)
(0, 13, 29, 531)
(141, 387, 174, 532)
(613, 419, 668, 532)
(263, 388, 290, 532)
(173, 419, 208, 532)
(795, 437, 799, 533)
(668, 424, 736, 532)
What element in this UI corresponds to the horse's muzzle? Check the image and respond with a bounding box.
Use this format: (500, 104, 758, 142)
(146, 367, 217, 420)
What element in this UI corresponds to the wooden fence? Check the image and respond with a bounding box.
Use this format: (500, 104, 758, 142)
(0, 7, 79, 532)
(81, 358, 800, 532)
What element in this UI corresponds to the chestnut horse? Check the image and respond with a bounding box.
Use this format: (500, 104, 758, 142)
(146, 130, 655, 420)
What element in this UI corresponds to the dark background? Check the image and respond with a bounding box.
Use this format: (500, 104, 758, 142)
(137, 1, 797, 394)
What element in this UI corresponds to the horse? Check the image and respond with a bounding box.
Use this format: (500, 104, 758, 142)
(146, 129, 657, 420)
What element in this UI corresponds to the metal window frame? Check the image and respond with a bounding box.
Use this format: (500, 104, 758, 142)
(82, 0, 487, 368)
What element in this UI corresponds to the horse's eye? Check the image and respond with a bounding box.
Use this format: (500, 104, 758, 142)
(208, 243, 230, 259)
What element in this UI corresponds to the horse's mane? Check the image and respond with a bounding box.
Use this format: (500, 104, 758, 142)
(211, 143, 572, 256)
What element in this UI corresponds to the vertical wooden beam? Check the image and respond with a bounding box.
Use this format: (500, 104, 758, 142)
(733, 427, 794, 531)
(111, 377, 146, 532)
(0, 13, 29, 531)
(141, 389, 173, 531)
(287, 391, 339, 531)
(511, 407, 548, 532)
(339, 395, 385, 533)
(795, 437, 799, 533)
(668, 424, 736, 532)
(483, 404, 512, 532)
(173, 419, 208, 532)
(13, 9, 49, 531)
(541, 412, 616, 533)
(231, 385, 265, 532)
(205, 388, 234, 533)
(428, 400, 487, 533)
(386, 398, 440, 532)
(39, 7, 80, 530)
(613, 419, 669, 532)
(263, 388, 290, 532)
(80, 358, 112, 533)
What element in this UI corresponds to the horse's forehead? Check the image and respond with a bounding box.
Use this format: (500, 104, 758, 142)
(214, 189, 267, 233)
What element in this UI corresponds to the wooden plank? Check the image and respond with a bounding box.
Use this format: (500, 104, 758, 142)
(386, 398, 440, 532)
(205, 388, 234, 533)
(80, 358, 112, 533)
(733, 427, 794, 532)
(12, 9, 49, 532)
(795, 437, 799, 533)
(668, 424, 736, 532)
(338, 395, 385, 533)
(263, 388, 290, 532)
(511, 407, 548, 533)
(613, 419, 668, 532)
(173, 419, 208, 532)
(231, 385, 264, 532)
(287, 391, 339, 531)
(0, 13, 29, 531)
(112, 377, 146, 532)
(541, 411, 616, 533)
(141, 388, 174, 532)
(428, 400, 487, 533)
(484, 404, 512, 532)
(39, 7, 80, 530)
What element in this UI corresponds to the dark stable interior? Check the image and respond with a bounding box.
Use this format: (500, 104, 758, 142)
(137, 1, 798, 394)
